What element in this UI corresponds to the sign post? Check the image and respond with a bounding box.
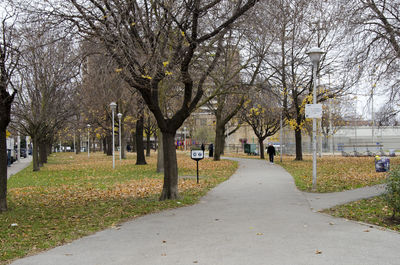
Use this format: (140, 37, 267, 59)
(191, 150, 204, 184)
(305, 104, 323, 119)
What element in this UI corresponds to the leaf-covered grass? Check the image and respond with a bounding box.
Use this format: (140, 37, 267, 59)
(223, 152, 265, 160)
(277, 155, 400, 192)
(1, 152, 237, 264)
(323, 196, 400, 232)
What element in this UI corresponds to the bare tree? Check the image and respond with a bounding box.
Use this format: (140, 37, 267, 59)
(80, 41, 135, 158)
(346, 0, 400, 104)
(320, 99, 347, 149)
(375, 104, 399, 126)
(0, 8, 20, 212)
(208, 8, 274, 161)
(36, 0, 260, 199)
(259, 0, 354, 160)
(143, 109, 158, 157)
(206, 32, 247, 161)
(13, 25, 79, 171)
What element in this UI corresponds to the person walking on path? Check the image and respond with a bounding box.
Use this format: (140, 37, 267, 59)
(208, 143, 214, 157)
(267, 143, 276, 164)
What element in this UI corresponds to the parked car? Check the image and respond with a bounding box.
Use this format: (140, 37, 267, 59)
(20, 148, 27, 158)
(7, 148, 16, 164)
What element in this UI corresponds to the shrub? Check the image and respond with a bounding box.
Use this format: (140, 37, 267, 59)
(384, 166, 400, 218)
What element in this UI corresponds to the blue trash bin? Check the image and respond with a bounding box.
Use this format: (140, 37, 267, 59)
(375, 156, 390, 172)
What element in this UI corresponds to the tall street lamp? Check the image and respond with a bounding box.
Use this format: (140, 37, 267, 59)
(117, 112, 122, 161)
(307, 46, 324, 191)
(87, 124, 91, 157)
(110, 102, 117, 169)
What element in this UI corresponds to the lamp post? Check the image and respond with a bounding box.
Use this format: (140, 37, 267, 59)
(87, 124, 91, 157)
(117, 113, 122, 161)
(307, 46, 324, 191)
(26, 136, 29, 157)
(280, 113, 283, 162)
(110, 102, 117, 169)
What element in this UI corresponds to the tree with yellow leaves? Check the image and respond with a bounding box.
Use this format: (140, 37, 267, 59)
(240, 89, 281, 160)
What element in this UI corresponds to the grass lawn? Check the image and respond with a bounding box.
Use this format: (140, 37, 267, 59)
(323, 196, 400, 232)
(0, 152, 237, 264)
(277, 155, 400, 192)
(223, 152, 263, 159)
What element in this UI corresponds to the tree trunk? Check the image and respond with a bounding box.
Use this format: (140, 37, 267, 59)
(39, 140, 48, 165)
(157, 132, 164, 173)
(295, 129, 303, 160)
(76, 131, 81, 154)
(221, 135, 226, 155)
(47, 143, 52, 155)
(136, 116, 147, 165)
(259, 138, 265, 159)
(214, 125, 224, 161)
(219, 129, 225, 156)
(106, 135, 112, 156)
(103, 137, 107, 154)
(121, 123, 126, 159)
(91, 137, 95, 152)
(32, 135, 40, 171)
(159, 131, 178, 200)
(0, 129, 7, 212)
(146, 133, 151, 157)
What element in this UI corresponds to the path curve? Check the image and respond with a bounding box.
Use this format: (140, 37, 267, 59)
(12, 158, 399, 265)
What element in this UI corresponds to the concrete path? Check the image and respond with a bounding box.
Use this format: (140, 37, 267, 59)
(12, 158, 400, 265)
(304, 184, 386, 212)
(7, 156, 32, 180)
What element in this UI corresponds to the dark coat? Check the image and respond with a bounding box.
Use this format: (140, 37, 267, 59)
(267, 145, 276, 156)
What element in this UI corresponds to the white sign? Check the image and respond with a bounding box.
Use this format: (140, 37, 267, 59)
(305, 104, 323, 118)
(191, 150, 204, 160)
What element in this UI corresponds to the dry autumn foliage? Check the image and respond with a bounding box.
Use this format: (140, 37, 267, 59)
(1, 152, 237, 264)
(8, 152, 236, 206)
(279, 155, 400, 192)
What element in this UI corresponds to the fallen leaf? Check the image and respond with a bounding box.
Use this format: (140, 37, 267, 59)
(162, 240, 167, 243)
(256, 233, 263, 235)
(329, 222, 335, 225)
(161, 253, 167, 256)
(111, 223, 121, 230)
(315, 250, 322, 254)
(363, 229, 370, 232)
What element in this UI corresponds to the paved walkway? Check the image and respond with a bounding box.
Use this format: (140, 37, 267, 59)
(304, 184, 386, 212)
(7, 156, 32, 180)
(12, 158, 399, 265)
